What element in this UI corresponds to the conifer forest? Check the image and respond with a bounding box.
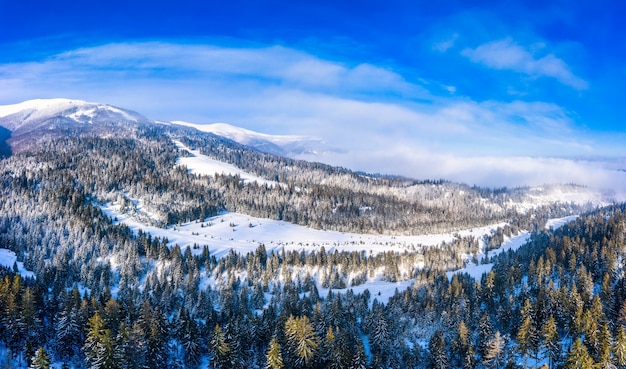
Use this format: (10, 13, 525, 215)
(0, 104, 624, 369)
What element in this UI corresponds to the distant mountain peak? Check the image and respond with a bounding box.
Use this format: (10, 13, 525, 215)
(0, 98, 153, 151)
(172, 120, 330, 157)
(0, 98, 149, 131)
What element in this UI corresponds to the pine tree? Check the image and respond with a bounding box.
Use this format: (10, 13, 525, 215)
(83, 312, 118, 369)
(349, 343, 367, 369)
(478, 311, 494, 358)
(265, 337, 284, 369)
(597, 322, 616, 369)
(483, 331, 505, 369)
(564, 338, 595, 369)
(614, 325, 626, 369)
(115, 321, 146, 369)
(541, 315, 560, 369)
(371, 309, 389, 355)
(210, 324, 231, 369)
(517, 316, 535, 368)
(428, 330, 448, 369)
(56, 306, 80, 359)
(29, 347, 50, 369)
(284, 315, 318, 369)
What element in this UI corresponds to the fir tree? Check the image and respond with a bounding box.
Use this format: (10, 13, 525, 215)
(210, 324, 231, 369)
(349, 343, 367, 369)
(428, 330, 448, 369)
(541, 314, 560, 369)
(564, 339, 595, 369)
(83, 312, 118, 369)
(284, 315, 318, 369)
(614, 325, 626, 369)
(265, 337, 284, 369)
(483, 331, 505, 369)
(29, 347, 50, 369)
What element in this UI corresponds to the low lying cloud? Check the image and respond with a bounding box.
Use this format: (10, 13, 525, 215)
(463, 38, 588, 90)
(0, 41, 622, 192)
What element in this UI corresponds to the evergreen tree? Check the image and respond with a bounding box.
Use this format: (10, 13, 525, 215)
(597, 322, 616, 369)
(614, 325, 626, 369)
(349, 343, 367, 369)
(517, 316, 535, 368)
(210, 324, 231, 369)
(541, 314, 560, 369)
(265, 337, 284, 369)
(483, 331, 505, 369)
(284, 315, 318, 369)
(29, 347, 50, 369)
(564, 338, 595, 369)
(428, 330, 448, 369)
(83, 312, 118, 369)
(478, 311, 494, 358)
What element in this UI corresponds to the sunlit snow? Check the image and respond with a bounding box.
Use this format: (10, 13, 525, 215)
(446, 231, 531, 281)
(100, 202, 508, 259)
(0, 248, 35, 278)
(545, 215, 579, 230)
(174, 140, 280, 186)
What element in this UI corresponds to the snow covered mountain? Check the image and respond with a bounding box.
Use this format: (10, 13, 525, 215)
(0, 98, 152, 149)
(172, 120, 330, 157)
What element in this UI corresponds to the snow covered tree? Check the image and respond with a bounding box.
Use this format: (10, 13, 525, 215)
(541, 314, 560, 369)
(83, 312, 117, 369)
(517, 316, 539, 368)
(349, 343, 367, 369)
(614, 325, 626, 368)
(29, 347, 50, 369)
(564, 338, 595, 369)
(265, 337, 284, 369)
(428, 330, 448, 369)
(210, 324, 231, 369)
(483, 331, 505, 369)
(284, 315, 318, 369)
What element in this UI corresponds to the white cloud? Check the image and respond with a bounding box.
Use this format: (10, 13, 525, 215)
(463, 38, 588, 90)
(433, 34, 459, 52)
(1, 41, 622, 192)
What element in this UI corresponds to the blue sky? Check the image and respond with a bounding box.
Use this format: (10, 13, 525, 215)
(1, 0, 625, 190)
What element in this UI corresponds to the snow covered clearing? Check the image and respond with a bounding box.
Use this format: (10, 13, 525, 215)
(174, 141, 280, 186)
(545, 215, 579, 230)
(446, 231, 531, 281)
(317, 277, 415, 306)
(0, 248, 35, 278)
(100, 202, 508, 258)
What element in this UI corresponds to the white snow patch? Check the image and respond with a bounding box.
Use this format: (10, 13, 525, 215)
(174, 141, 280, 186)
(446, 231, 531, 281)
(545, 215, 579, 230)
(0, 248, 35, 279)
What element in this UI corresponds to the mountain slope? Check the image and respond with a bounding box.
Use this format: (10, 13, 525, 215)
(172, 120, 328, 157)
(0, 98, 151, 151)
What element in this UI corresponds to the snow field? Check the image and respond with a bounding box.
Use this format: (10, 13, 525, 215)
(174, 141, 281, 187)
(0, 248, 35, 279)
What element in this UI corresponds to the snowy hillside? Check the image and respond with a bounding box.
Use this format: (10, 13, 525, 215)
(175, 140, 280, 186)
